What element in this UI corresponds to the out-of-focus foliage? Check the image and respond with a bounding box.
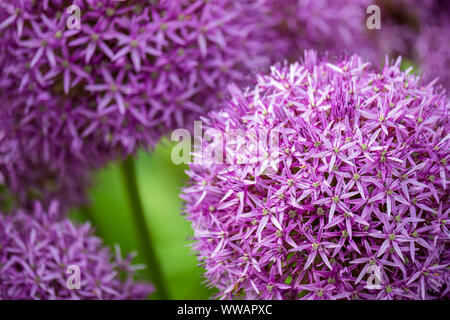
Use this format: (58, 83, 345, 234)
(71, 139, 212, 299)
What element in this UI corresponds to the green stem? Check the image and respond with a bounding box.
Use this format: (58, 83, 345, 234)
(120, 156, 169, 300)
(80, 204, 94, 222)
(79, 204, 105, 239)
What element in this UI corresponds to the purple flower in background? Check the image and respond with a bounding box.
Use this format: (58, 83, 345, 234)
(415, 23, 450, 93)
(0, 0, 268, 207)
(255, 0, 378, 62)
(413, 8, 450, 92)
(372, 0, 450, 91)
(181, 51, 450, 300)
(0, 201, 153, 299)
(0, 92, 94, 210)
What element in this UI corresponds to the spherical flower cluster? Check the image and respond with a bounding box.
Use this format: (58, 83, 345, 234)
(0, 0, 268, 206)
(0, 201, 153, 299)
(182, 51, 450, 300)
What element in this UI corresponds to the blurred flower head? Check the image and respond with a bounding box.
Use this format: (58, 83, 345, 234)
(0, 0, 269, 206)
(255, 0, 376, 62)
(0, 200, 153, 299)
(372, 0, 450, 91)
(413, 10, 450, 93)
(182, 51, 450, 300)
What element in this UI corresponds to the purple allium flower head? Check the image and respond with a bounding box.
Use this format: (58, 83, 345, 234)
(0, 0, 268, 206)
(0, 201, 153, 299)
(181, 51, 450, 300)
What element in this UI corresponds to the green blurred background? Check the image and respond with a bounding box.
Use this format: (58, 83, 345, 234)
(70, 138, 213, 299)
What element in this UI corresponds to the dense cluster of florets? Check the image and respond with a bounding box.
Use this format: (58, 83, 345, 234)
(0, 201, 153, 299)
(0, 0, 268, 206)
(182, 51, 449, 299)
